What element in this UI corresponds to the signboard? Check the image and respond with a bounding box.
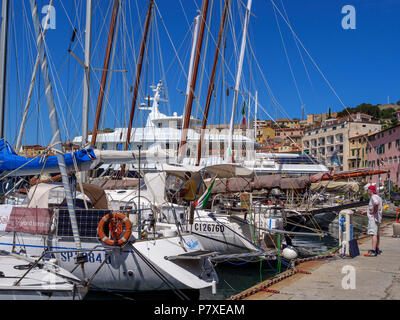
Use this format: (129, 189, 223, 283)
(0, 206, 53, 235)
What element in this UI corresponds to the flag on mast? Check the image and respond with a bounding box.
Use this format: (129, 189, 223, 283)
(241, 101, 246, 125)
(195, 175, 217, 209)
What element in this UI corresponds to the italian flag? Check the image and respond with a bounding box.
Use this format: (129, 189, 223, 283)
(195, 175, 217, 209)
(241, 101, 246, 125)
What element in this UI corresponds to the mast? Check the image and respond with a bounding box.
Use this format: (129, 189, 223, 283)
(183, 15, 200, 125)
(178, 0, 209, 160)
(16, 0, 54, 152)
(28, 0, 82, 251)
(0, 0, 9, 139)
(81, 0, 93, 148)
(121, 0, 154, 177)
(196, 0, 230, 166)
(123, 0, 153, 151)
(226, 0, 252, 163)
(254, 90, 258, 141)
(90, 0, 120, 148)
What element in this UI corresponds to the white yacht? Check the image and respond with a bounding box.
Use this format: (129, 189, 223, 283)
(73, 81, 328, 176)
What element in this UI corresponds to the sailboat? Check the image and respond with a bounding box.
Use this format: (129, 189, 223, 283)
(0, 0, 218, 296)
(0, 250, 87, 300)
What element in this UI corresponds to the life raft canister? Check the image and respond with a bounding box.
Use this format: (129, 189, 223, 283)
(97, 212, 132, 246)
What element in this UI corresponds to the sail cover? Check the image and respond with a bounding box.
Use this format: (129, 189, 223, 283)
(0, 139, 96, 176)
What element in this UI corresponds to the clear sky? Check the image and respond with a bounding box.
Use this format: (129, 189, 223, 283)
(3, 0, 400, 147)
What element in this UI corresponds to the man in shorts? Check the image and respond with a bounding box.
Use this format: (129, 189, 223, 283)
(362, 185, 383, 257)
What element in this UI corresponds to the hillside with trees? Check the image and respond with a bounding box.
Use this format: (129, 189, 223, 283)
(337, 102, 398, 119)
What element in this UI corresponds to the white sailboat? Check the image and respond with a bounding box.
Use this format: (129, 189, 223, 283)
(0, 0, 217, 296)
(0, 250, 86, 300)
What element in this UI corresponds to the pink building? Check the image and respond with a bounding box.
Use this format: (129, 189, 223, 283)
(367, 125, 400, 186)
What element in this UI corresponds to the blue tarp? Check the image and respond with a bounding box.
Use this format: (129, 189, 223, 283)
(0, 139, 96, 175)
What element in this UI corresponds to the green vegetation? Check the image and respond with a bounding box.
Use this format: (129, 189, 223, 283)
(337, 103, 396, 119)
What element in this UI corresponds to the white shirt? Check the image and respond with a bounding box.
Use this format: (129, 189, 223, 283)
(368, 194, 382, 224)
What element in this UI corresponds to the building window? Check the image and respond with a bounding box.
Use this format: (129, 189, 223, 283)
(388, 142, 392, 149)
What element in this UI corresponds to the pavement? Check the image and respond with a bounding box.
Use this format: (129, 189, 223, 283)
(239, 222, 400, 300)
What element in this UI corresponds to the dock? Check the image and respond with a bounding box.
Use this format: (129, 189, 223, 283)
(229, 222, 400, 300)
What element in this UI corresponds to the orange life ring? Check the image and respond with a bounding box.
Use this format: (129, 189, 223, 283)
(97, 212, 132, 246)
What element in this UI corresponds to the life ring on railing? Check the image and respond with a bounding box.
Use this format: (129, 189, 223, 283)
(97, 212, 132, 246)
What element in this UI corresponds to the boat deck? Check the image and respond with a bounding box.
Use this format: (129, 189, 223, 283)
(229, 221, 400, 300)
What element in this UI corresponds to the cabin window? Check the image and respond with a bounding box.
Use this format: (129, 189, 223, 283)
(158, 123, 162, 128)
(102, 143, 107, 150)
(117, 143, 123, 151)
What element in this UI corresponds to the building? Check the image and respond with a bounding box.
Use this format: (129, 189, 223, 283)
(302, 113, 381, 171)
(348, 133, 369, 170)
(275, 118, 300, 129)
(20, 145, 47, 158)
(367, 125, 400, 187)
(257, 127, 275, 143)
(306, 112, 337, 127)
(275, 127, 304, 146)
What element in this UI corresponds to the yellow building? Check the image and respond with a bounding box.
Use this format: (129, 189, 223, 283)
(258, 127, 275, 143)
(348, 133, 369, 169)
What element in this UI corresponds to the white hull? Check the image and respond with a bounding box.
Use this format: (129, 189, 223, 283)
(0, 233, 216, 292)
(0, 253, 86, 300)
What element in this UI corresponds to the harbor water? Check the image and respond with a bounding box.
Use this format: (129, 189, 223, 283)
(83, 233, 340, 301)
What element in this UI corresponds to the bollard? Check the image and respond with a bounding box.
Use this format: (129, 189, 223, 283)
(338, 209, 354, 256)
(393, 222, 400, 237)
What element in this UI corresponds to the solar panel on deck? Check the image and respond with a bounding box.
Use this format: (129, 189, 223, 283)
(275, 155, 320, 165)
(57, 209, 111, 238)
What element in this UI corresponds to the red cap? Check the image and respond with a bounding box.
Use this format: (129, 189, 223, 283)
(368, 185, 377, 194)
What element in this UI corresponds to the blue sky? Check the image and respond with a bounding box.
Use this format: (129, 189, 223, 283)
(4, 0, 400, 147)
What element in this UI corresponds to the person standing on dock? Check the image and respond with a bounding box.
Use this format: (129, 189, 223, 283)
(362, 185, 383, 257)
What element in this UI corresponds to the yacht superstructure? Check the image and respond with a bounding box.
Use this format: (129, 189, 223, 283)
(73, 82, 328, 176)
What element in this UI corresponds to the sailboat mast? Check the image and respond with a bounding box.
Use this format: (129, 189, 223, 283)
(0, 0, 9, 139)
(90, 0, 120, 148)
(183, 15, 200, 124)
(124, 0, 154, 152)
(81, 0, 93, 148)
(227, 0, 252, 163)
(196, 0, 230, 166)
(16, 0, 54, 153)
(28, 0, 82, 251)
(254, 90, 258, 141)
(178, 0, 209, 160)
(120, 0, 154, 177)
